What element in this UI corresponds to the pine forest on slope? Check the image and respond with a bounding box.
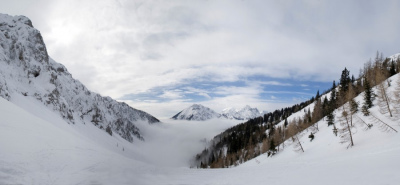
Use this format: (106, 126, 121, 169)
(194, 52, 400, 168)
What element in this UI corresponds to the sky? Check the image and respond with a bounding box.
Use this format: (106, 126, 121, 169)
(1, 0, 400, 119)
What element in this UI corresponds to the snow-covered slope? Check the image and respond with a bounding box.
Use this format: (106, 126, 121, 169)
(0, 13, 159, 142)
(388, 53, 400, 61)
(237, 108, 399, 185)
(0, 97, 242, 184)
(235, 73, 400, 185)
(222, 105, 263, 120)
(1, 77, 399, 185)
(171, 104, 220, 121)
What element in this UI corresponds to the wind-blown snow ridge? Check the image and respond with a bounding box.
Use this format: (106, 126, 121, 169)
(0, 13, 159, 142)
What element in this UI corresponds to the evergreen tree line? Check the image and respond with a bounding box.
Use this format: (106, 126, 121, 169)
(194, 52, 400, 168)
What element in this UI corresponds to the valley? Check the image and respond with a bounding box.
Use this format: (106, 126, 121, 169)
(1, 94, 399, 185)
(1, 4, 400, 185)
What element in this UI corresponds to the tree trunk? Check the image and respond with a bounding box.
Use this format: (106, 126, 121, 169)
(382, 85, 393, 117)
(346, 120, 354, 147)
(295, 135, 304, 152)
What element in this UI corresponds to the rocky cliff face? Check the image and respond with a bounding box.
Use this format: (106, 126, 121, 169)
(0, 14, 159, 142)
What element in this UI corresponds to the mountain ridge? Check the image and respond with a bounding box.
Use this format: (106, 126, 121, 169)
(171, 104, 221, 121)
(0, 13, 159, 142)
(172, 104, 265, 121)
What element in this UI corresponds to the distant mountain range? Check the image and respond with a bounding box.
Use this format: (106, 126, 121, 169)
(171, 104, 266, 121)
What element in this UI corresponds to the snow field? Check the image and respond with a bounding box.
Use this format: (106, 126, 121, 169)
(1, 87, 399, 184)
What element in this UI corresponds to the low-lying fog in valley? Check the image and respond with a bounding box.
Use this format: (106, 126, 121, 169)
(135, 119, 242, 167)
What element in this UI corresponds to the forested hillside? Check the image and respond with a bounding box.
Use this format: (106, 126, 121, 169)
(195, 52, 400, 168)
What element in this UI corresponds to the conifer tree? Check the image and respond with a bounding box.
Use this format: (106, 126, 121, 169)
(327, 82, 337, 126)
(322, 96, 329, 116)
(306, 108, 312, 124)
(327, 111, 335, 126)
(332, 80, 337, 90)
(330, 81, 337, 109)
(284, 118, 288, 128)
(106, 125, 112, 136)
(389, 60, 396, 76)
(268, 123, 276, 137)
(315, 90, 320, 100)
(269, 139, 277, 155)
(340, 68, 351, 93)
(363, 77, 373, 108)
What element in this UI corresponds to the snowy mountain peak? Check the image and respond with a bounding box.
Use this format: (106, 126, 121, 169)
(172, 104, 265, 121)
(191, 104, 206, 109)
(243, 105, 252, 109)
(171, 104, 220, 121)
(389, 52, 400, 61)
(0, 13, 159, 142)
(222, 107, 236, 112)
(222, 105, 263, 120)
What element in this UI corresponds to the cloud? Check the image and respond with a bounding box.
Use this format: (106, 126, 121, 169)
(133, 118, 243, 167)
(158, 90, 184, 99)
(3, 0, 400, 118)
(121, 79, 315, 118)
(197, 92, 211, 99)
